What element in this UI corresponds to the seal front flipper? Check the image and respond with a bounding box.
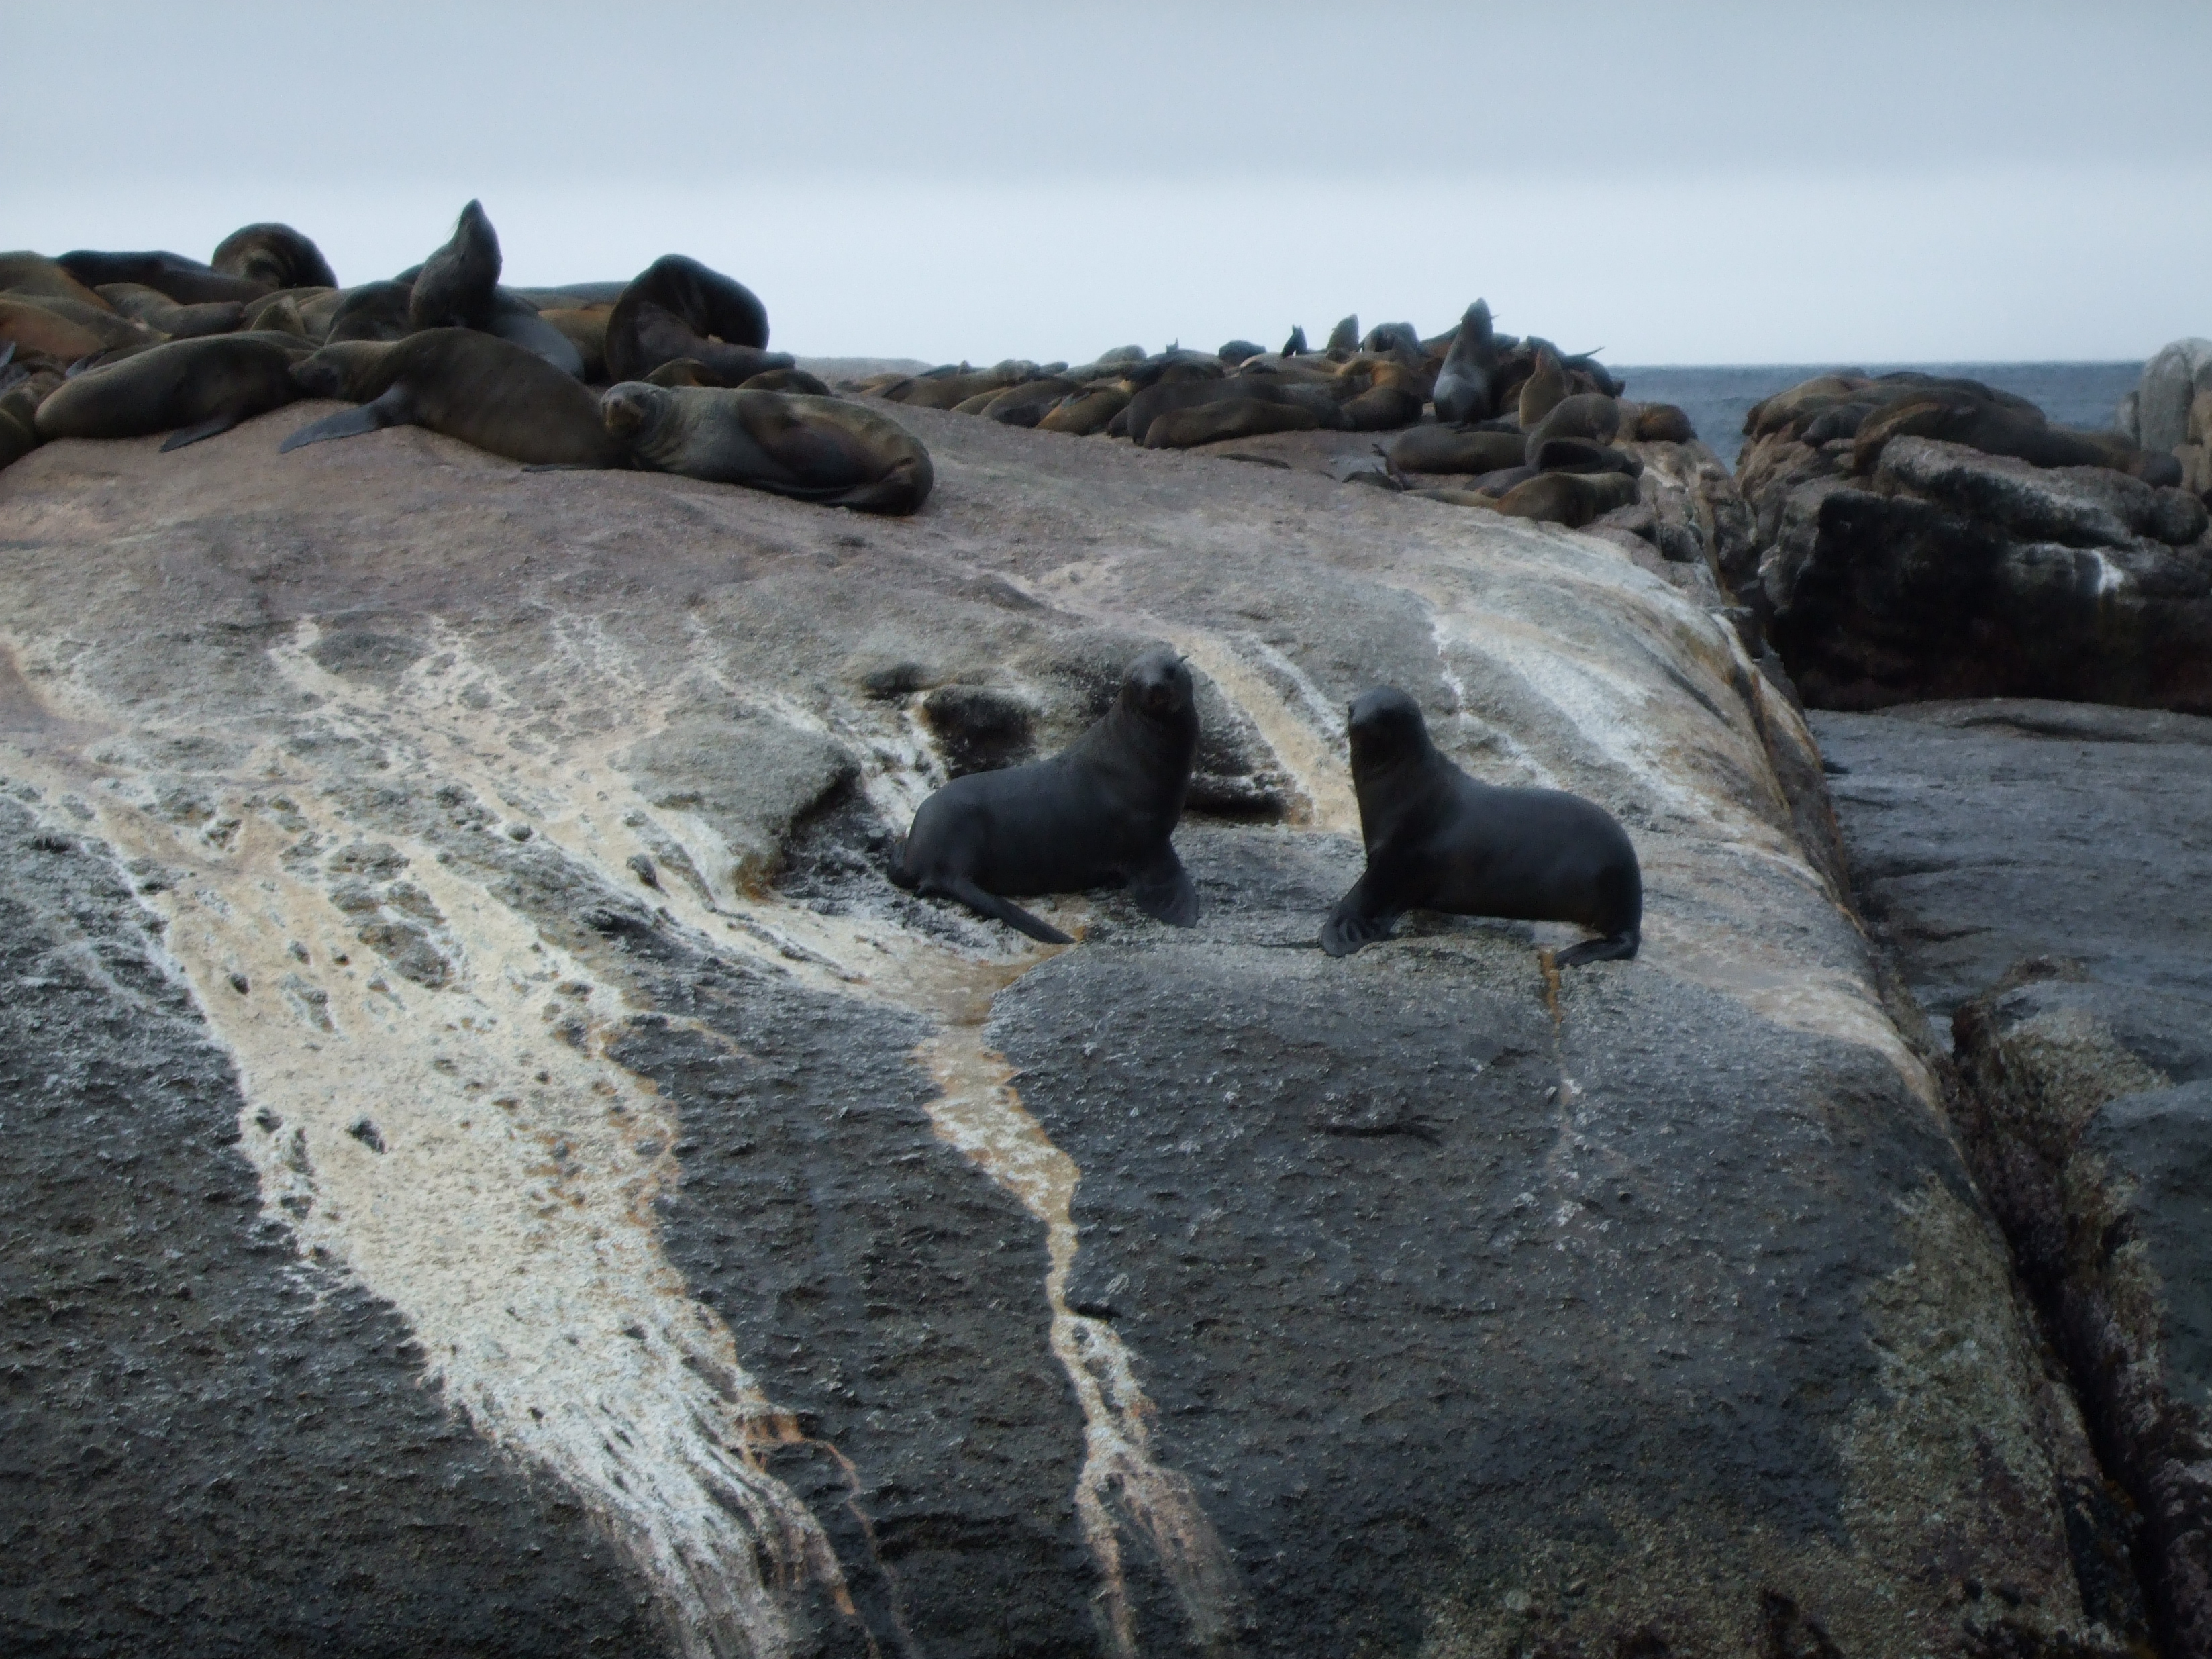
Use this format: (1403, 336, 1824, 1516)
(279, 384, 412, 453)
(936, 874, 1074, 946)
(1320, 876, 1399, 958)
(159, 412, 244, 452)
(1126, 848, 1199, 928)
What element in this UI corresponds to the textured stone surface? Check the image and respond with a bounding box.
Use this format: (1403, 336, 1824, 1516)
(1744, 436, 2212, 712)
(1813, 699, 2212, 1654)
(0, 405, 2142, 1655)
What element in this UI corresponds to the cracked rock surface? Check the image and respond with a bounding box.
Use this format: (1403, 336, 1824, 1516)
(0, 403, 2150, 1656)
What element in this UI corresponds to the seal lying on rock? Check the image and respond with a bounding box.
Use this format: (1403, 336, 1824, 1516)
(1322, 687, 1641, 964)
(604, 254, 789, 385)
(890, 648, 1200, 943)
(281, 329, 625, 466)
(601, 381, 932, 513)
(34, 334, 307, 450)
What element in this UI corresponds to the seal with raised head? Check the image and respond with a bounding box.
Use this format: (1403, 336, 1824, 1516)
(1432, 299, 1501, 425)
(34, 334, 306, 450)
(212, 223, 338, 291)
(281, 328, 626, 466)
(604, 254, 787, 385)
(1321, 686, 1640, 965)
(407, 200, 501, 332)
(889, 648, 1200, 943)
(601, 380, 932, 513)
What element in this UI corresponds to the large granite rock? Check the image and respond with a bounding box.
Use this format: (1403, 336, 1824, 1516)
(1744, 434, 2212, 711)
(0, 405, 2144, 1655)
(1813, 699, 2212, 1656)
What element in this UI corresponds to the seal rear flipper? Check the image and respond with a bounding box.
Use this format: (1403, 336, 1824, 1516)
(159, 412, 244, 452)
(937, 874, 1074, 946)
(1555, 930, 1638, 968)
(1320, 876, 1401, 957)
(279, 384, 411, 453)
(1126, 853, 1199, 928)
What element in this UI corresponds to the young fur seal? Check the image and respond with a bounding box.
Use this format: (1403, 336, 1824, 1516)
(604, 254, 785, 385)
(282, 329, 626, 467)
(1321, 687, 1640, 965)
(601, 381, 931, 513)
(889, 648, 1201, 943)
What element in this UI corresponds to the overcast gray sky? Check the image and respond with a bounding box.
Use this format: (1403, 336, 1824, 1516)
(9, 2, 2207, 363)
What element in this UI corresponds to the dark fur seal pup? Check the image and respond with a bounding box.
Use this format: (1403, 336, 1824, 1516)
(34, 334, 304, 449)
(1321, 687, 1640, 964)
(408, 201, 501, 332)
(890, 648, 1200, 942)
(283, 329, 625, 466)
(604, 254, 786, 385)
(212, 223, 338, 291)
(601, 380, 931, 513)
(1432, 299, 1501, 425)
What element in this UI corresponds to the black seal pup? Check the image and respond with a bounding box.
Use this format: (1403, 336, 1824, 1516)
(1322, 687, 1640, 965)
(890, 649, 1201, 944)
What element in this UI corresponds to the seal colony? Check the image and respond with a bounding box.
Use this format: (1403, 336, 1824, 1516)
(0, 203, 932, 513)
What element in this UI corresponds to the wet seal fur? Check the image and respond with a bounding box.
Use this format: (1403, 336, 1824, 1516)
(601, 380, 932, 513)
(282, 329, 625, 466)
(1322, 687, 1640, 965)
(889, 648, 1200, 942)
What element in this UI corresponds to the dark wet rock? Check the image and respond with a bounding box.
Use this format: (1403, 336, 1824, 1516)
(1812, 699, 2212, 1654)
(1750, 437, 2212, 711)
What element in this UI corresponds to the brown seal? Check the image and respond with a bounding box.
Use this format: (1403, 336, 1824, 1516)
(604, 254, 787, 385)
(282, 329, 625, 466)
(33, 334, 305, 450)
(212, 223, 338, 291)
(1390, 427, 1527, 475)
(407, 199, 501, 332)
(95, 283, 246, 340)
(1493, 470, 1640, 527)
(602, 380, 931, 513)
(53, 250, 267, 305)
(1516, 346, 1569, 429)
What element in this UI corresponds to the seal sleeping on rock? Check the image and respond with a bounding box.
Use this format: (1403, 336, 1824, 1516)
(1321, 687, 1640, 965)
(601, 380, 932, 513)
(890, 648, 1201, 943)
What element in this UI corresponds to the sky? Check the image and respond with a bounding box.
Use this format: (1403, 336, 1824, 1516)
(8, 1, 2209, 365)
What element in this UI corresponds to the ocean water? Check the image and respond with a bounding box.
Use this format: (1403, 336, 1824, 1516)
(1611, 362, 2145, 468)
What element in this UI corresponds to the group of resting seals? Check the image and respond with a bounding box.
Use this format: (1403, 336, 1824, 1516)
(893, 648, 1642, 968)
(852, 299, 1697, 531)
(1744, 369, 2184, 486)
(1, 203, 932, 513)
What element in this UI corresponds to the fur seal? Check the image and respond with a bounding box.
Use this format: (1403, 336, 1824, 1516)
(1529, 436, 1640, 477)
(283, 329, 625, 466)
(1360, 322, 1421, 356)
(601, 380, 932, 513)
(1325, 315, 1360, 352)
(536, 305, 611, 380)
(1321, 687, 1640, 964)
(0, 295, 158, 354)
(739, 367, 833, 395)
(1517, 347, 1570, 429)
(1124, 377, 1346, 444)
(33, 334, 304, 449)
(54, 250, 266, 306)
(0, 298, 120, 366)
(1281, 325, 1309, 356)
(1523, 392, 1621, 463)
(487, 290, 587, 377)
(1038, 384, 1130, 436)
(95, 283, 246, 339)
(1218, 340, 1266, 365)
(1144, 397, 1320, 447)
(408, 201, 501, 332)
(889, 648, 1199, 942)
(1432, 300, 1501, 425)
(1495, 469, 1640, 527)
(1389, 425, 1527, 475)
(325, 281, 415, 344)
(1633, 403, 1696, 443)
(604, 254, 784, 385)
(212, 223, 338, 291)
(0, 253, 116, 309)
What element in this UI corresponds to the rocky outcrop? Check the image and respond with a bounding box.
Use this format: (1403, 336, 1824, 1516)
(1744, 434, 2212, 710)
(0, 405, 2148, 1656)
(1814, 699, 2212, 1655)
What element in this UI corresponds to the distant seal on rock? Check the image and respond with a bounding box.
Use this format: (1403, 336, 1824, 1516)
(282, 329, 625, 466)
(1321, 687, 1640, 964)
(34, 334, 305, 450)
(211, 223, 338, 291)
(1432, 299, 1501, 425)
(1390, 425, 1527, 475)
(95, 283, 246, 340)
(604, 254, 787, 385)
(889, 647, 1200, 942)
(601, 380, 932, 513)
(1325, 315, 1360, 353)
(1517, 347, 1570, 429)
(54, 250, 268, 305)
(407, 200, 501, 332)
(1522, 392, 1621, 463)
(325, 281, 415, 343)
(1495, 469, 1640, 527)
(1633, 402, 1695, 442)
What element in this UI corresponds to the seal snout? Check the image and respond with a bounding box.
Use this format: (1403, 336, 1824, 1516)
(1124, 646, 1193, 719)
(599, 383, 656, 438)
